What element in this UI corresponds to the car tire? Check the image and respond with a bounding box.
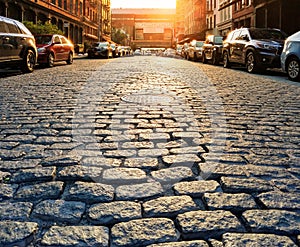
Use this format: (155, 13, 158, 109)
(47, 53, 54, 67)
(21, 49, 36, 73)
(223, 51, 231, 68)
(212, 51, 219, 65)
(286, 57, 300, 81)
(246, 51, 260, 73)
(202, 53, 207, 64)
(67, 52, 73, 64)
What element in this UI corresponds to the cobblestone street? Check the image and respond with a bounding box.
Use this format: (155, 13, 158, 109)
(0, 56, 299, 246)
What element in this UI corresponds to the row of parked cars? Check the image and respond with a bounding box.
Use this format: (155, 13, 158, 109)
(0, 16, 132, 73)
(179, 27, 300, 82)
(0, 16, 74, 73)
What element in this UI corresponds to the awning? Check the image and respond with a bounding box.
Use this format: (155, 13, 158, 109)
(84, 33, 98, 40)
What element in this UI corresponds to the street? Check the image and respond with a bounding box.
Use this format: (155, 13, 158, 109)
(0, 56, 300, 246)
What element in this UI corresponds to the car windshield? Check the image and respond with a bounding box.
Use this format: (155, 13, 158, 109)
(214, 37, 223, 44)
(249, 29, 286, 40)
(196, 41, 204, 47)
(35, 35, 52, 45)
(92, 42, 108, 47)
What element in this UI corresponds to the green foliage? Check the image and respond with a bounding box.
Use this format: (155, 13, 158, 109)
(111, 28, 128, 45)
(23, 21, 63, 35)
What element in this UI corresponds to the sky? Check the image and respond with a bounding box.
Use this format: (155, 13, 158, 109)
(111, 0, 176, 9)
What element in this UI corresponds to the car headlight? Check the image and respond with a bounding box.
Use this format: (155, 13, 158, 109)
(256, 41, 278, 50)
(282, 41, 292, 53)
(37, 47, 46, 53)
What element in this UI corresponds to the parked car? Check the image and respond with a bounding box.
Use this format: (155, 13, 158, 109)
(281, 31, 300, 81)
(133, 49, 142, 56)
(187, 40, 204, 61)
(222, 27, 287, 73)
(176, 44, 183, 56)
(0, 16, 37, 73)
(110, 43, 119, 57)
(181, 43, 189, 59)
(35, 34, 74, 67)
(202, 35, 223, 65)
(87, 42, 113, 58)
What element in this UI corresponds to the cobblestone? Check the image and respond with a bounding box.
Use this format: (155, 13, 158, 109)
(111, 218, 179, 247)
(41, 226, 109, 247)
(88, 201, 142, 225)
(0, 56, 299, 246)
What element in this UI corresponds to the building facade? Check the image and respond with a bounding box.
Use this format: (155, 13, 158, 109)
(112, 8, 176, 49)
(0, 0, 111, 48)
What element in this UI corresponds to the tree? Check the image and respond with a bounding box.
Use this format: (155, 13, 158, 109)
(23, 21, 63, 35)
(111, 28, 128, 45)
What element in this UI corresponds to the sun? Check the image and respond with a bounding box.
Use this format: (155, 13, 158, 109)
(111, 0, 176, 9)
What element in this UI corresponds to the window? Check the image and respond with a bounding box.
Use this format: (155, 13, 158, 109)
(213, 15, 216, 28)
(54, 36, 61, 43)
(58, 0, 62, 8)
(6, 22, 19, 33)
(0, 21, 7, 33)
(64, 0, 67, 10)
(51, 0, 56, 4)
(231, 30, 241, 41)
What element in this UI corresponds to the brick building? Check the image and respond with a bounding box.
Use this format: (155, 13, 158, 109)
(111, 8, 176, 49)
(0, 0, 112, 48)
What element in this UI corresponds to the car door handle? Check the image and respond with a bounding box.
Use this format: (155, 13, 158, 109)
(2, 37, 9, 41)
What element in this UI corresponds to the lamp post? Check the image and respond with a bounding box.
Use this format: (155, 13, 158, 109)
(97, 0, 102, 41)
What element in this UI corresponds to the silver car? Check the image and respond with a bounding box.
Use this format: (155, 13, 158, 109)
(281, 31, 300, 81)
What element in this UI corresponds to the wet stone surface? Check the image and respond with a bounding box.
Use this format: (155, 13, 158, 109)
(0, 56, 299, 246)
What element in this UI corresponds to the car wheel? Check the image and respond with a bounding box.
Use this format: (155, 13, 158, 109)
(212, 52, 219, 65)
(21, 49, 36, 73)
(47, 53, 54, 67)
(202, 53, 207, 64)
(287, 57, 300, 81)
(246, 51, 260, 73)
(223, 51, 231, 68)
(67, 52, 73, 64)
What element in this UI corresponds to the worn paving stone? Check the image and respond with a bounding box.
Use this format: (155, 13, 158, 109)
(0, 202, 33, 220)
(143, 195, 198, 217)
(173, 180, 221, 197)
(111, 218, 179, 247)
(177, 210, 244, 239)
(81, 156, 122, 168)
(242, 209, 300, 235)
(0, 220, 38, 247)
(151, 166, 194, 183)
(41, 225, 109, 247)
(0, 159, 41, 171)
(15, 181, 64, 200)
(199, 163, 247, 179)
(123, 157, 159, 170)
(221, 177, 274, 193)
(147, 240, 209, 247)
(203, 192, 258, 212)
(116, 182, 164, 200)
(58, 165, 103, 181)
(222, 233, 297, 247)
(41, 155, 80, 167)
(257, 191, 300, 210)
(271, 179, 300, 193)
(162, 154, 202, 166)
(88, 201, 141, 225)
(64, 181, 114, 203)
(102, 167, 147, 184)
(0, 183, 18, 200)
(33, 199, 85, 224)
(10, 166, 56, 183)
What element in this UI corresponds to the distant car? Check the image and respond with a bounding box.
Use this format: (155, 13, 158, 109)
(35, 34, 74, 67)
(164, 48, 176, 57)
(281, 31, 300, 81)
(0, 16, 37, 73)
(202, 35, 223, 65)
(187, 40, 204, 61)
(133, 49, 142, 56)
(87, 42, 113, 58)
(222, 28, 287, 73)
(181, 43, 189, 59)
(176, 45, 183, 56)
(110, 43, 119, 58)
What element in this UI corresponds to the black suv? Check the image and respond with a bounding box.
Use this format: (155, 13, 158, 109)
(0, 16, 37, 73)
(222, 28, 287, 73)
